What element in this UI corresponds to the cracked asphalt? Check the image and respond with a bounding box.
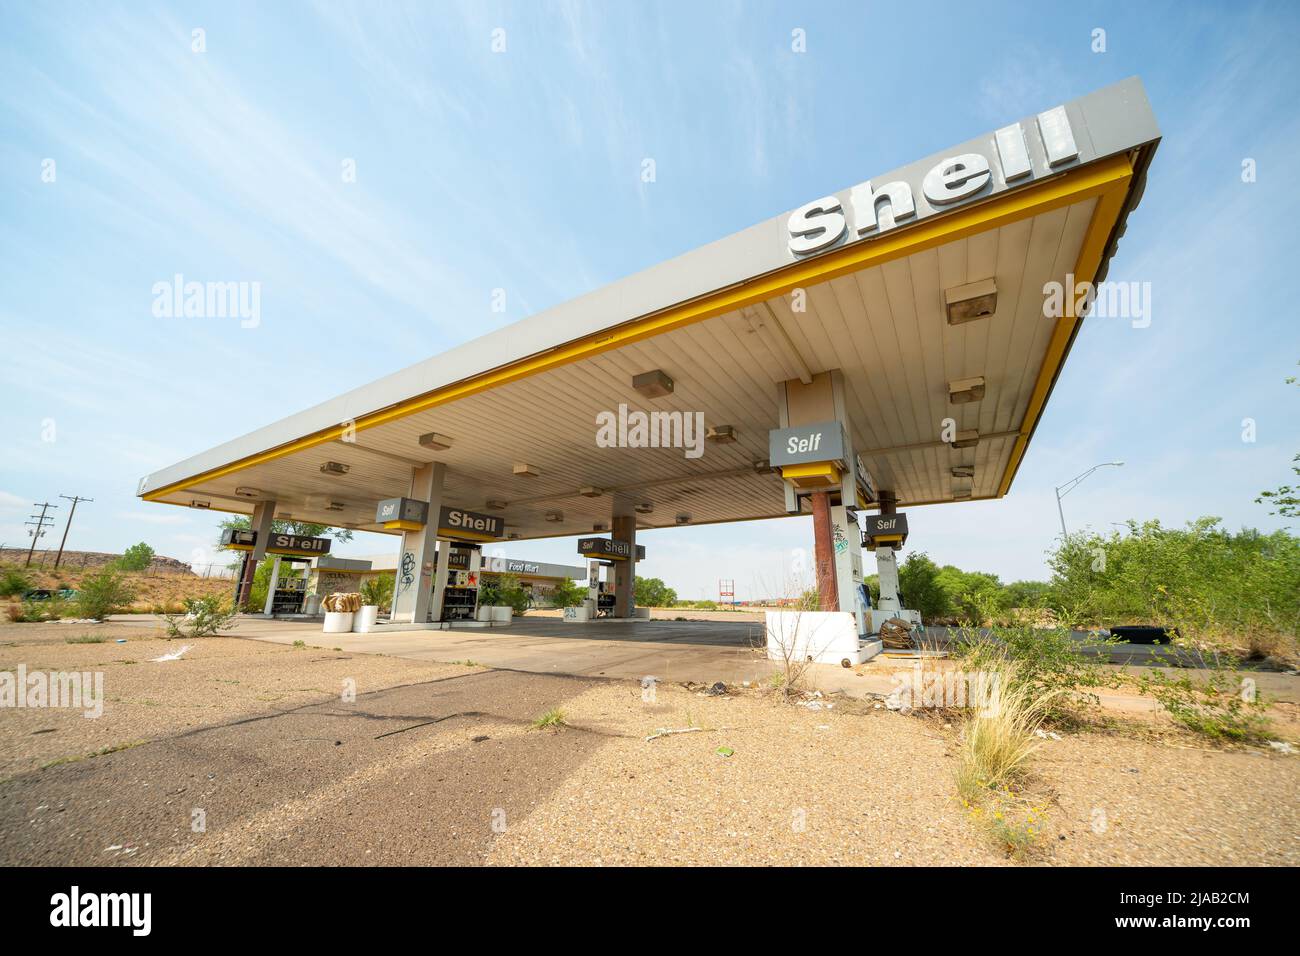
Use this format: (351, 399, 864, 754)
(0, 665, 608, 865)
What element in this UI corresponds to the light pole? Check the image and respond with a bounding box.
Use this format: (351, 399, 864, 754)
(1055, 461, 1124, 537)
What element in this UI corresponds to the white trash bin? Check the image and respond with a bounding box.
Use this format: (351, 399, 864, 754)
(323, 610, 355, 634)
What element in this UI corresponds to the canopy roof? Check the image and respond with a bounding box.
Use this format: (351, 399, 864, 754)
(139, 78, 1159, 542)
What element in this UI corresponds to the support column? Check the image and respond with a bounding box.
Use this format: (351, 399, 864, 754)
(811, 491, 838, 611)
(390, 462, 446, 624)
(237, 500, 277, 609)
(262, 554, 283, 616)
(612, 513, 636, 618)
(874, 490, 901, 614)
(430, 539, 452, 623)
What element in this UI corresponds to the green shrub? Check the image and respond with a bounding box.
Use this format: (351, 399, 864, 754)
(360, 574, 394, 609)
(1138, 655, 1270, 742)
(480, 573, 529, 616)
(163, 595, 238, 638)
(634, 576, 677, 608)
(549, 577, 584, 609)
(957, 620, 1120, 720)
(0, 568, 32, 598)
(1047, 518, 1299, 643)
(8, 597, 67, 622)
(75, 568, 136, 621)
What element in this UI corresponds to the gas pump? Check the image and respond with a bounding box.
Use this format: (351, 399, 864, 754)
(863, 512, 924, 635)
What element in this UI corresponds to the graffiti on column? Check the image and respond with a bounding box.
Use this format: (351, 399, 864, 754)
(398, 551, 416, 593)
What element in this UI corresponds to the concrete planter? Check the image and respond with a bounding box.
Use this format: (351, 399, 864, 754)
(476, 605, 512, 623)
(323, 610, 355, 634)
(765, 610, 878, 666)
(354, 605, 379, 633)
(562, 603, 593, 622)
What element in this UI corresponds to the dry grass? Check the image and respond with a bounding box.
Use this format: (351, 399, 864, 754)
(955, 664, 1058, 803)
(2, 565, 231, 617)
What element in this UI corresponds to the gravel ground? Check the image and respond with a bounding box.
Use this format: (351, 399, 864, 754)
(2, 620, 1295, 866)
(485, 683, 1300, 866)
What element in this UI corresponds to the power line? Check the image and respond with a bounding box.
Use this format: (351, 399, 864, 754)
(24, 501, 58, 568)
(54, 494, 93, 569)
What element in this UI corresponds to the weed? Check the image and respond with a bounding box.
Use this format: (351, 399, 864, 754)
(532, 707, 566, 730)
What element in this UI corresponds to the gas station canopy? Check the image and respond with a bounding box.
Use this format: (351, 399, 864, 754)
(138, 78, 1159, 542)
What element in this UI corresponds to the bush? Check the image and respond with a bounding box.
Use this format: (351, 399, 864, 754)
(634, 576, 677, 608)
(0, 568, 31, 598)
(75, 568, 136, 621)
(1047, 518, 1300, 653)
(116, 542, 155, 572)
(548, 577, 584, 609)
(482, 573, 529, 616)
(956, 620, 1120, 720)
(163, 596, 238, 639)
(360, 574, 394, 609)
(1137, 650, 1270, 742)
(8, 597, 67, 622)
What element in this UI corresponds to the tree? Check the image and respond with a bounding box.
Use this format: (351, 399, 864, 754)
(549, 577, 584, 609)
(1003, 580, 1051, 609)
(896, 552, 950, 619)
(117, 542, 155, 572)
(1257, 453, 1299, 518)
(634, 576, 677, 608)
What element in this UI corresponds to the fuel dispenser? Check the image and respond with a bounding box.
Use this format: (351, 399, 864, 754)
(862, 511, 923, 634)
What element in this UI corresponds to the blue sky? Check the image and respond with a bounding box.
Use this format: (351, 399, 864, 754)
(2, 0, 1297, 599)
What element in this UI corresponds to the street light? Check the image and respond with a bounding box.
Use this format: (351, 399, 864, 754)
(1055, 461, 1124, 536)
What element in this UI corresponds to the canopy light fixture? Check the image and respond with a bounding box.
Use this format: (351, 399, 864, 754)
(485, 499, 507, 510)
(953, 487, 973, 499)
(753, 459, 774, 475)
(320, 461, 350, 476)
(326, 501, 346, 512)
(235, 487, 261, 499)
(950, 465, 975, 479)
(579, 486, 603, 498)
(947, 376, 986, 405)
(632, 369, 674, 398)
(592, 522, 608, 532)
(506, 530, 521, 540)
(418, 432, 453, 451)
(513, 463, 539, 478)
(706, 425, 737, 444)
(950, 430, 980, 450)
(674, 512, 691, 525)
(634, 501, 654, 515)
(189, 500, 211, 509)
(944, 278, 997, 325)
(544, 510, 564, 523)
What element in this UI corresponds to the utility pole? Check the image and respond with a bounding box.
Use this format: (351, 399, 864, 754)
(24, 502, 58, 568)
(54, 494, 93, 569)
